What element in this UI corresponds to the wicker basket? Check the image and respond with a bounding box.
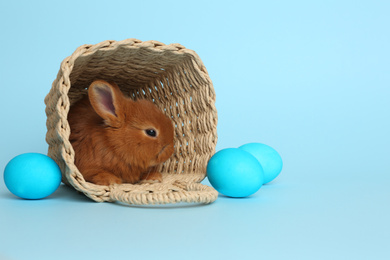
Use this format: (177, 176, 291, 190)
(44, 38, 218, 205)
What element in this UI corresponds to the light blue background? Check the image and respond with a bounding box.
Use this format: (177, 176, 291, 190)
(1, 0, 389, 259)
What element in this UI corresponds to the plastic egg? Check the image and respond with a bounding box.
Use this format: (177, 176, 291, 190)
(3, 153, 62, 199)
(239, 143, 283, 184)
(207, 148, 264, 198)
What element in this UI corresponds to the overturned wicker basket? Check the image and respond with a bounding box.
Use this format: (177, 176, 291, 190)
(44, 38, 218, 205)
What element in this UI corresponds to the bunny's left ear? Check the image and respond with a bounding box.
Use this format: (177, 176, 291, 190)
(88, 80, 125, 127)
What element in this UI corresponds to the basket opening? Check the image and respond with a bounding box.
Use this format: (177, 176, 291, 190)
(64, 48, 216, 182)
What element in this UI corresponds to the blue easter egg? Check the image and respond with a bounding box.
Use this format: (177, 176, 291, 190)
(239, 143, 283, 184)
(3, 153, 62, 199)
(207, 148, 264, 198)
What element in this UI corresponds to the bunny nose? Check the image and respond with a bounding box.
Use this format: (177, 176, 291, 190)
(156, 144, 173, 162)
(159, 145, 168, 156)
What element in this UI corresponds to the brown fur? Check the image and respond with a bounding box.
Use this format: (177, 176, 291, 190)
(68, 80, 174, 186)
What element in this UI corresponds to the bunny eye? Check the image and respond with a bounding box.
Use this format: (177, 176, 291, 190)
(145, 129, 157, 137)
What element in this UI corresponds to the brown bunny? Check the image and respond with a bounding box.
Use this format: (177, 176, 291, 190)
(68, 80, 175, 186)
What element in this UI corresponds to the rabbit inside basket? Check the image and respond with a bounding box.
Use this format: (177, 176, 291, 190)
(68, 80, 175, 186)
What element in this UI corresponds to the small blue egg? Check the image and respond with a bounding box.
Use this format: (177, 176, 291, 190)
(3, 153, 62, 199)
(207, 148, 264, 198)
(239, 143, 283, 184)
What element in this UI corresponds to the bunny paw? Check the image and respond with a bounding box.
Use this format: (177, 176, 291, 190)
(140, 171, 163, 184)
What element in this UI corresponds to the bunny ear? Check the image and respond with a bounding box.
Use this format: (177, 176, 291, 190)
(88, 80, 124, 126)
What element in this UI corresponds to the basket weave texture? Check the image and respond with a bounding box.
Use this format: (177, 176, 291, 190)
(44, 38, 218, 205)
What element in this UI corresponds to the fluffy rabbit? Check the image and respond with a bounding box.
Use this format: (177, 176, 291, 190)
(68, 80, 174, 186)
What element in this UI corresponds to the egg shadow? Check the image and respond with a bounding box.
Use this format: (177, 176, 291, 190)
(47, 183, 92, 202)
(0, 183, 92, 203)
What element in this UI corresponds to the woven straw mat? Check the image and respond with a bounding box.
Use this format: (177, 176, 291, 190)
(44, 38, 218, 205)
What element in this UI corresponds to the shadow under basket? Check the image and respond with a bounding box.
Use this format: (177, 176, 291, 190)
(44, 38, 218, 205)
